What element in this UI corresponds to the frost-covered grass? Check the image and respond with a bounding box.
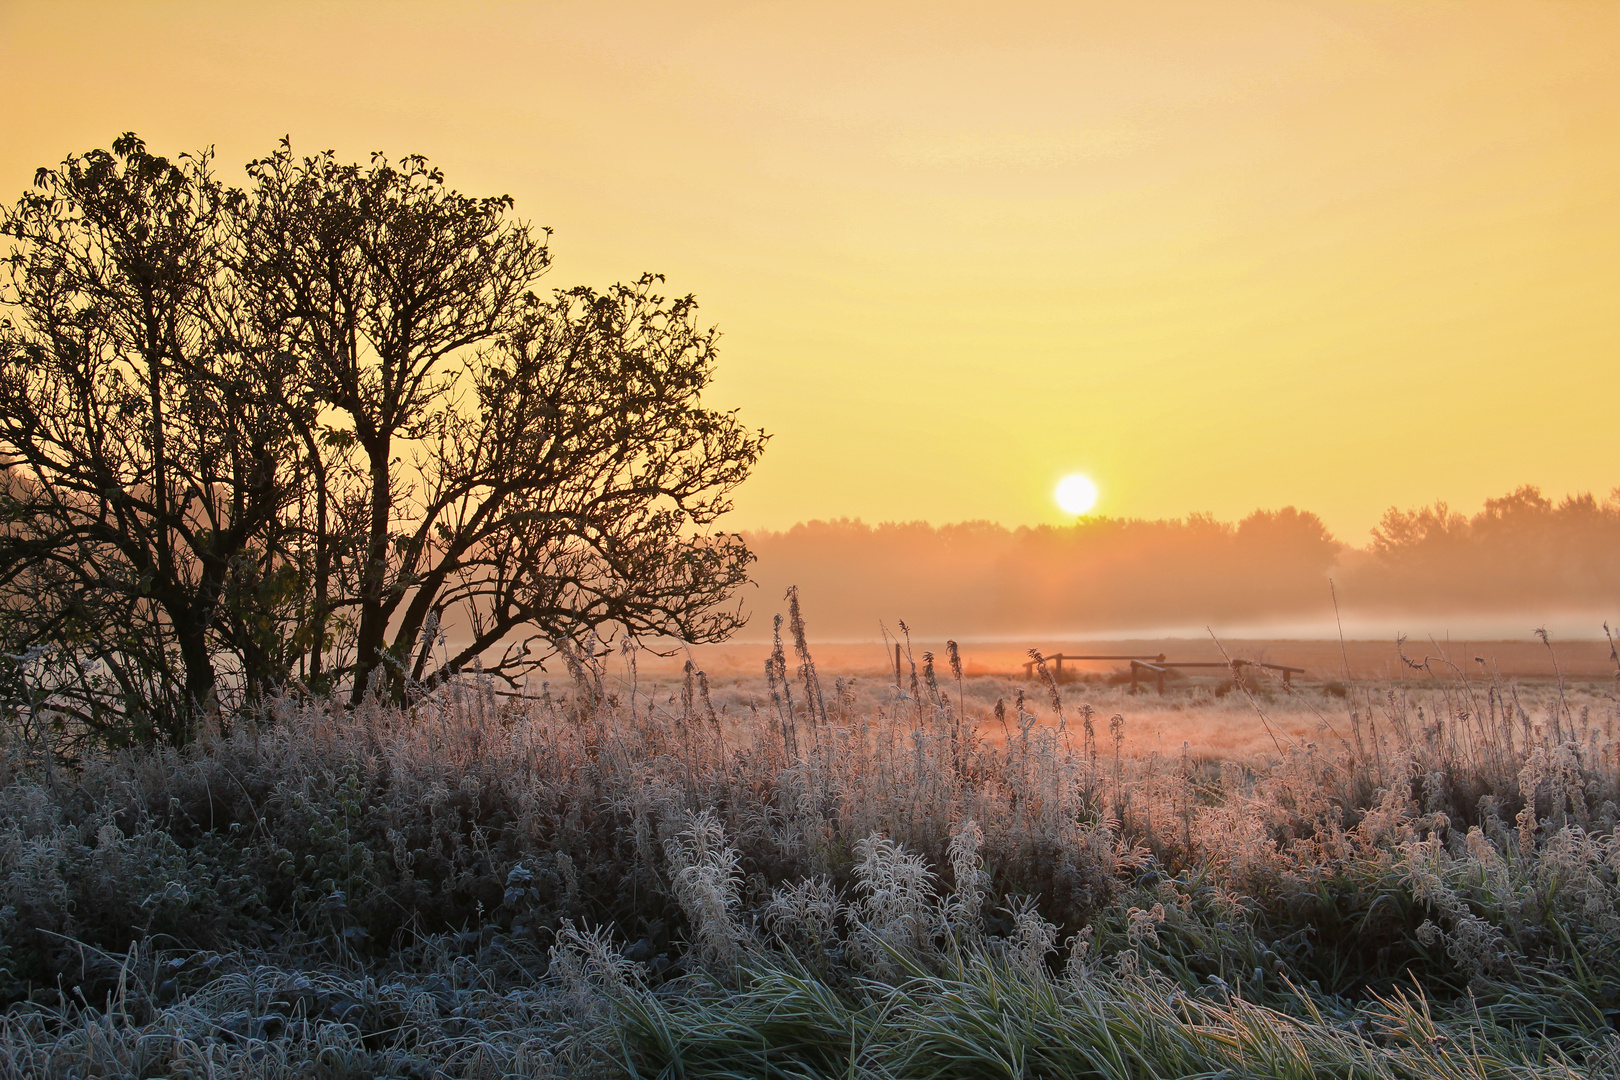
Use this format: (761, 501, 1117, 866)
(3, 633, 1620, 1077)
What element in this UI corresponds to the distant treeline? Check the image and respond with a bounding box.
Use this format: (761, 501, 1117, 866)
(742, 486, 1620, 635)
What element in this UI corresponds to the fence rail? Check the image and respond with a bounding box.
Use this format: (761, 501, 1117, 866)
(1019, 653, 1166, 677)
(1129, 659, 1305, 695)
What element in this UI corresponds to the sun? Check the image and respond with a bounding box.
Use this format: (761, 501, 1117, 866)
(1055, 473, 1099, 516)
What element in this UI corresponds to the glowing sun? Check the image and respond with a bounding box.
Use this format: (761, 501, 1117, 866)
(1055, 473, 1099, 516)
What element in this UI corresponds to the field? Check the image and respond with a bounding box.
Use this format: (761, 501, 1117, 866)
(644, 634, 1620, 759)
(3, 631, 1620, 1078)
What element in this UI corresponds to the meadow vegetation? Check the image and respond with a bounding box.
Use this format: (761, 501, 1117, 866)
(3, 613, 1620, 1078)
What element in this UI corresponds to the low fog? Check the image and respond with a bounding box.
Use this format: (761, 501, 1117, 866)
(735, 485, 1620, 640)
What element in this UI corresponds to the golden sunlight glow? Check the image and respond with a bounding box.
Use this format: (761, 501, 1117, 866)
(1, 2, 1617, 540)
(1055, 474, 1099, 516)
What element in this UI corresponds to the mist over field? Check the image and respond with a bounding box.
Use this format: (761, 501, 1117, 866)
(737, 484, 1620, 640)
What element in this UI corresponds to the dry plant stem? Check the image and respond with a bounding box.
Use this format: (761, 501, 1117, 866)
(1330, 578, 1354, 684)
(1537, 627, 1572, 738)
(1207, 628, 1288, 759)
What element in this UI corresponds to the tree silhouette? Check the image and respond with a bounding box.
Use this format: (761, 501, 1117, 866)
(1, 135, 766, 739)
(1, 135, 298, 742)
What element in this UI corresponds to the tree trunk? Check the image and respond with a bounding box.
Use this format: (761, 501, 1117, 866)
(302, 430, 332, 691)
(350, 439, 393, 704)
(174, 608, 217, 745)
(309, 476, 330, 685)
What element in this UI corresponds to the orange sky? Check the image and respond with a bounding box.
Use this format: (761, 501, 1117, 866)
(3, 1, 1616, 543)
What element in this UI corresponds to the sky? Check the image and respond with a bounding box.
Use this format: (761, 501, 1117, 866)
(3, 1, 1616, 544)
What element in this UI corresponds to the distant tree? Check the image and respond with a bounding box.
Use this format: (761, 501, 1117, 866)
(1368, 501, 1469, 558)
(1233, 506, 1339, 566)
(1, 135, 767, 739)
(1357, 484, 1620, 610)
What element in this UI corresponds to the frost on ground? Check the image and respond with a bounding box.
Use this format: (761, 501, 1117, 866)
(3, 643, 1620, 1077)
